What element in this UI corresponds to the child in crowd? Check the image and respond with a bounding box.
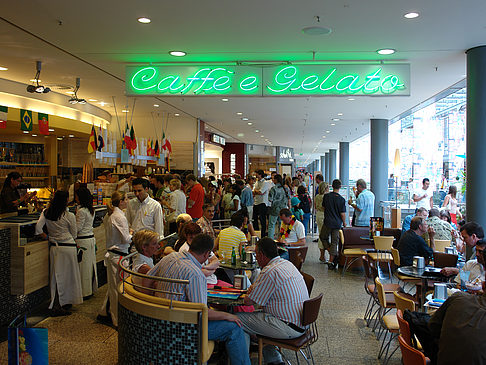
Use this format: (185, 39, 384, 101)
(290, 197, 304, 222)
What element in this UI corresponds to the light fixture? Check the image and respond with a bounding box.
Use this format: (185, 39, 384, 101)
(57, 137, 63, 140)
(137, 17, 151, 23)
(242, 117, 249, 121)
(260, 135, 264, 138)
(236, 112, 243, 115)
(331, 123, 336, 126)
(169, 51, 186, 57)
(153, 104, 159, 107)
(237, 133, 244, 137)
(377, 48, 396, 55)
(255, 129, 259, 133)
(337, 113, 343, 116)
(30, 79, 41, 83)
(221, 98, 229, 102)
(404, 12, 419, 19)
(48, 128, 55, 132)
(26, 61, 50, 94)
(66, 91, 75, 95)
(322, 136, 326, 138)
(69, 134, 74, 138)
(31, 134, 37, 137)
(122, 109, 129, 113)
(23, 131, 29, 134)
(347, 98, 355, 101)
(174, 113, 180, 116)
(326, 130, 330, 133)
(88, 99, 97, 102)
(247, 122, 252, 126)
(332, 118, 340, 121)
(0, 66, 7, 71)
(99, 101, 107, 106)
(68, 77, 86, 104)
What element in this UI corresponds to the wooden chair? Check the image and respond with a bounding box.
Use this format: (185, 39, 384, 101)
(433, 251, 458, 268)
(301, 272, 315, 296)
(398, 335, 428, 365)
(340, 230, 368, 276)
(369, 236, 395, 282)
(257, 294, 323, 365)
(434, 239, 452, 253)
(288, 246, 309, 271)
(375, 277, 400, 363)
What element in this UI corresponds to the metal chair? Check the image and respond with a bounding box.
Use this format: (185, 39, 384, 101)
(375, 277, 400, 364)
(340, 230, 368, 276)
(257, 294, 323, 365)
(391, 247, 421, 292)
(368, 236, 395, 282)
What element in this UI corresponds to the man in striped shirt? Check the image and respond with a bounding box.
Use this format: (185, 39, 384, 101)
(145, 234, 251, 365)
(215, 213, 247, 261)
(237, 237, 309, 365)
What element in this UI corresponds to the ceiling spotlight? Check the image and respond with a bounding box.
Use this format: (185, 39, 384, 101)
(260, 135, 264, 138)
(67, 77, 86, 104)
(122, 109, 129, 113)
(23, 131, 29, 134)
(99, 101, 107, 106)
(377, 48, 396, 55)
(242, 117, 249, 121)
(337, 113, 343, 116)
(88, 99, 97, 102)
(0, 66, 8, 71)
(174, 113, 180, 116)
(404, 12, 419, 19)
(332, 118, 340, 121)
(331, 123, 336, 126)
(247, 122, 253, 126)
(57, 137, 63, 140)
(169, 51, 187, 57)
(48, 128, 55, 132)
(221, 98, 229, 102)
(236, 112, 243, 115)
(255, 129, 259, 133)
(347, 98, 355, 101)
(326, 130, 330, 133)
(30, 79, 41, 83)
(26, 61, 50, 94)
(69, 134, 74, 138)
(31, 134, 37, 137)
(66, 91, 75, 95)
(322, 136, 326, 138)
(154, 104, 159, 107)
(137, 17, 151, 24)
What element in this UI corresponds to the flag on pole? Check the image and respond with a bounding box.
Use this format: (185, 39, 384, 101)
(97, 126, 105, 152)
(88, 125, 98, 153)
(161, 132, 167, 151)
(164, 136, 172, 154)
(38, 113, 49, 135)
(123, 123, 132, 152)
(20, 109, 33, 131)
(130, 125, 137, 151)
(0, 106, 7, 129)
(154, 140, 160, 158)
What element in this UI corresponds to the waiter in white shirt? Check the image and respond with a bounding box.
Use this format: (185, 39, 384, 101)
(253, 170, 271, 237)
(126, 177, 164, 238)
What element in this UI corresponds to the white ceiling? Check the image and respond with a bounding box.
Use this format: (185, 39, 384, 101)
(0, 0, 483, 164)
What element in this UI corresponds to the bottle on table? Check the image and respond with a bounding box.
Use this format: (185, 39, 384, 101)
(241, 245, 246, 263)
(231, 246, 236, 266)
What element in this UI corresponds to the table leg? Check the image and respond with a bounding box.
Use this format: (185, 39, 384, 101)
(421, 278, 428, 312)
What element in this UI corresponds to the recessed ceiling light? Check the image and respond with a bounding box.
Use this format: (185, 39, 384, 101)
(30, 79, 41, 82)
(255, 129, 259, 133)
(236, 112, 243, 115)
(57, 137, 63, 140)
(237, 133, 244, 137)
(0, 66, 8, 71)
(153, 104, 159, 107)
(99, 101, 107, 106)
(23, 131, 29, 134)
(326, 130, 330, 133)
(31, 134, 37, 137)
(174, 113, 180, 116)
(337, 113, 343, 116)
(48, 128, 55, 132)
(331, 123, 336, 126)
(169, 51, 187, 57)
(404, 12, 419, 19)
(261, 135, 265, 138)
(377, 48, 396, 55)
(88, 99, 97, 102)
(122, 109, 129, 113)
(242, 117, 249, 121)
(247, 122, 253, 125)
(221, 98, 229, 102)
(302, 26, 332, 35)
(69, 134, 74, 138)
(66, 91, 75, 95)
(137, 17, 151, 24)
(347, 98, 355, 101)
(332, 118, 340, 121)
(322, 136, 326, 138)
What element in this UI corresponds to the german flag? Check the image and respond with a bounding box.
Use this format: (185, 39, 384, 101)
(88, 125, 98, 153)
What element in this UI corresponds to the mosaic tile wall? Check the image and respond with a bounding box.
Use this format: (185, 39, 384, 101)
(118, 303, 201, 365)
(0, 228, 50, 328)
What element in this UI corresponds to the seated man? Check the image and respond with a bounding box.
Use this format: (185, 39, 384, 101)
(197, 203, 218, 240)
(426, 208, 453, 241)
(278, 208, 306, 247)
(214, 213, 247, 262)
(397, 216, 435, 266)
(237, 238, 310, 365)
(402, 207, 428, 234)
(429, 254, 486, 365)
(145, 234, 251, 365)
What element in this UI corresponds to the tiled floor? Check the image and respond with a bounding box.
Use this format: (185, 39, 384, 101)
(0, 238, 403, 364)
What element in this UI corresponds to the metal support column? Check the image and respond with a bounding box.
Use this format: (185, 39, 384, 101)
(329, 149, 337, 182)
(370, 119, 388, 216)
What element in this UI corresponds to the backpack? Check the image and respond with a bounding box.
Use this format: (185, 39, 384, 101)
(299, 194, 311, 213)
(403, 309, 438, 365)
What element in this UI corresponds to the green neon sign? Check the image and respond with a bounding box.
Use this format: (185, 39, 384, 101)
(126, 64, 409, 96)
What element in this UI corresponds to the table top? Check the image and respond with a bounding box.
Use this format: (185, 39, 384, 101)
(219, 260, 257, 271)
(207, 295, 246, 306)
(397, 266, 445, 280)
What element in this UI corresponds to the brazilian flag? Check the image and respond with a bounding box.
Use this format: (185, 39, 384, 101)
(20, 109, 33, 131)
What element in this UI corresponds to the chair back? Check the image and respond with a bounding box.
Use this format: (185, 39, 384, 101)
(433, 251, 458, 268)
(398, 335, 427, 365)
(396, 310, 412, 345)
(373, 236, 394, 251)
(374, 277, 387, 307)
(394, 291, 416, 312)
(434, 239, 452, 253)
(288, 246, 309, 271)
(302, 293, 323, 326)
(391, 247, 401, 266)
(339, 230, 345, 246)
(361, 255, 374, 294)
(301, 272, 315, 296)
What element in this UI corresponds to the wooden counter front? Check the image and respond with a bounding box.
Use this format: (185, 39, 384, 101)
(11, 239, 49, 295)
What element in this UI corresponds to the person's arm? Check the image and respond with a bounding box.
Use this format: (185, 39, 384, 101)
(153, 204, 164, 237)
(247, 222, 256, 237)
(233, 198, 239, 211)
(428, 226, 435, 251)
(341, 212, 347, 227)
(67, 212, 78, 240)
(429, 196, 434, 209)
(213, 235, 220, 251)
(412, 193, 424, 202)
(113, 214, 132, 245)
(208, 308, 242, 325)
(440, 267, 459, 276)
(288, 238, 306, 246)
(125, 201, 133, 227)
(442, 195, 450, 208)
(428, 295, 455, 339)
(35, 210, 47, 239)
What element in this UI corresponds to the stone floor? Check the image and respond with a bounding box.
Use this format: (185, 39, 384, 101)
(0, 238, 403, 364)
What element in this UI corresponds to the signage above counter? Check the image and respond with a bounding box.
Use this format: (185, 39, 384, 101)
(126, 64, 410, 97)
(276, 146, 294, 163)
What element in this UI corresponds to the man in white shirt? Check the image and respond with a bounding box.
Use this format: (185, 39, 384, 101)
(278, 208, 306, 246)
(413, 178, 433, 210)
(253, 170, 270, 237)
(127, 177, 164, 238)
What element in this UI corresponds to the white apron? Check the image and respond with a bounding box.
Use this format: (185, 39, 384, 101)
(49, 244, 83, 309)
(100, 250, 128, 326)
(76, 237, 98, 297)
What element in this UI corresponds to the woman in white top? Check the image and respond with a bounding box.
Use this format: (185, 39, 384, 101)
(164, 179, 187, 234)
(131, 229, 160, 291)
(75, 187, 98, 298)
(35, 190, 82, 316)
(442, 185, 462, 225)
(99, 191, 132, 326)
(314, 182, 329, 262)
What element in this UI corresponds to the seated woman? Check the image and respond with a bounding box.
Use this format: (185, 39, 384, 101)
(132, 229, 161, 292)
(177, 223, 220, 286)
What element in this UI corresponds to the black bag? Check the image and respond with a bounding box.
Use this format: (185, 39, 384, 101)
(299, 194, 311, 213)
(77, 248, 84, 263)
(403, 309, 438, 365)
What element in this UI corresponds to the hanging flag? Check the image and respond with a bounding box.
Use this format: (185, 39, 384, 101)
(154, 140, 160, 158)
(161, 132, 167, 151)
(0, 105, 7, 129)
(97, 126, 105, 152)
(38, 113, 49, 135)
(147, 138, 152, 156)
(130, 125, 137, 151)
(88, 125, 98, 153)
(164, 136, 172, 154)
(123, 123, 132, 152)
(20, 109, 33, 131)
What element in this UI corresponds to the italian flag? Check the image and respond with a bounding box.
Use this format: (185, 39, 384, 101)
(0, 106, 6, 129)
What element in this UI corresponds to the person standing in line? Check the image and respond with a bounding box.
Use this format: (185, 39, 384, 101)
(240, 176, 255, 223)
(413, 178, 434, 211)
(74, 187, 98, 299)
(185, 174, 205, 221)
(164, 179, 186, 234)
(315, 181, 329, 262)
(35, 190, 82, 316)
(268, 174, 289, 240)
(297, 185, 312, 235)
(314, 174, 323, 197)
(442, 185, 462, 225)
(320, 179, 347, 270)
(253, 170, 270, 237)
(127, 177, 164, 237)
(98, 191, 132, 326)
(348, 179, 375, 227)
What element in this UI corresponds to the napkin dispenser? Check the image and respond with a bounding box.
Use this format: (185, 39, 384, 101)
(251, 236, 258, 245)
(434, 283, 448, 300)
(413, 256, 425, 269)
(234, 275, 247, 290)
(246, 252, 255, 264)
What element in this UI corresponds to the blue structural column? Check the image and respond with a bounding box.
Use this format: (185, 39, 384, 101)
(339, 142, 350, 223)
(466, 46, 486, 230)
(329, 149, 337, 182)
(325, 152, 330, 183)
(370, 119, 388, 216)
(320, 155, 326, 177)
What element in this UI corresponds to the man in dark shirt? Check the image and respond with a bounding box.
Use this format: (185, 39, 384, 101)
(320, 179, 346, 270)
(397, 216, 435, 266)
